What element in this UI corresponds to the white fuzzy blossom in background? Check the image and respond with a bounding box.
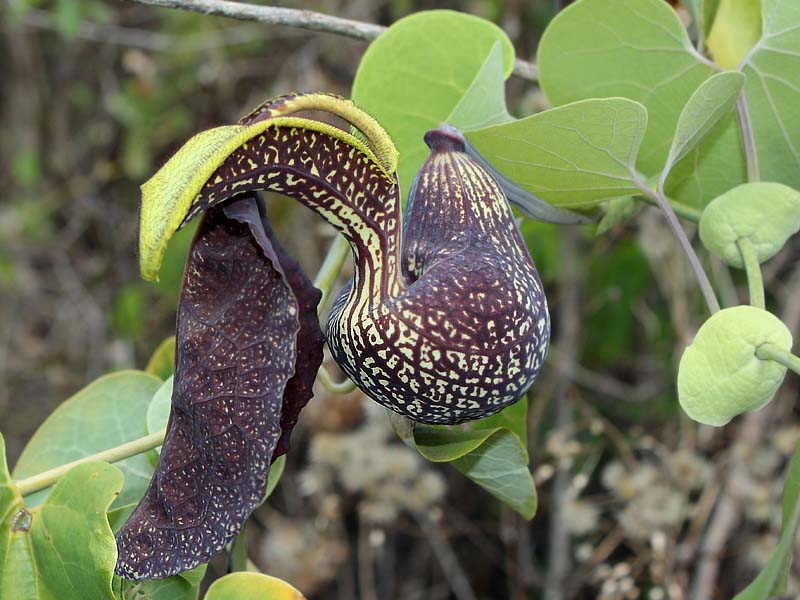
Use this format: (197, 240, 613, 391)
(300, 401, 446, 523)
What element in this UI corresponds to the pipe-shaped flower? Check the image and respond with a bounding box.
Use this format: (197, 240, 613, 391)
(118, 93, 550, 579)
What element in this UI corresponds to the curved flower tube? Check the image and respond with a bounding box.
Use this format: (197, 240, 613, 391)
(117, 92, 550, 580)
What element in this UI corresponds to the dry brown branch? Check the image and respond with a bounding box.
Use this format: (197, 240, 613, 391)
(544, 228, 584, 600)
(122, 0, 539, 82)
(414, 511, 478, 600)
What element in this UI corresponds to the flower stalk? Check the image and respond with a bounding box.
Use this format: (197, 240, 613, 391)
(15, 429, 167, 497)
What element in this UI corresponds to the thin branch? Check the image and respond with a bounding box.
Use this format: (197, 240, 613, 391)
(122, 0, 539, 82)
(313, 234, 350, 313)
(756, 343, 800, 376)
(637, 176, 721, 314)
(737, 237, 765, 309)
(15, 429, 167, 496)
(125, 0, 384, 39)
(317, 365, 358, 394)
(414, 511, 478, 600)
(545, 227, 582, 600)
(634, 192, 702, 223)
(736, 94, 760, 182)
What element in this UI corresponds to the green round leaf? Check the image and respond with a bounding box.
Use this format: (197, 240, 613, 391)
(537, 0, 746, 208)
(352, 9, 514, 201)
(678, 306, 793, 426)
(12, 370, 161, 509)
(205, 572, 305, 600)
(740, 2, 800, 188)
(699, 182, 800, 267)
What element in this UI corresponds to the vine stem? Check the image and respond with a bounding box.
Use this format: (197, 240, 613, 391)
(756, 343, 800, 376)
(313, 234, 358, 393)
(635, 191, 702, 223)
(313, 234, 350, 312)
(317, 367, 357, 394)
(636, 175, 721, 314)
(123, 0, 539, 82)
(737, 237, 765, 309)
(15, 429, 167, 496)
(736, 94, 760, 183)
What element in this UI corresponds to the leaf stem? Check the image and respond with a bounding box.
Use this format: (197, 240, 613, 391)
(15, 429, 167, 497)
(737, 237, 765, 309)
(755, 344, 800, 377)
(227, 523, 249, 573)
(634, 192, 702, 223)
(317, 366, 358, 394)
(736, 94, 760, 183)
(635, 177, 720, 314)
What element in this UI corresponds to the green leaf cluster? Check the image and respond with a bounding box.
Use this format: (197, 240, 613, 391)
(1, 347, 290, 598)
(6, 1, 800, 596)
(1, 434, 122, 600)
(351, 7, 800, 593)
(395, 397, 536, 519)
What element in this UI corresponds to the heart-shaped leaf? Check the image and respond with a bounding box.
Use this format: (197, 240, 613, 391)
(352, 9, 514, 201)
(537, 0, 746, 208)
(739, 0, 800, 189)
(451, 428, 536, 519)
(677, 305, 793, 426)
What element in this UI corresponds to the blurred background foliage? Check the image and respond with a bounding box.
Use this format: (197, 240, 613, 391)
(1, 0, 799, 598)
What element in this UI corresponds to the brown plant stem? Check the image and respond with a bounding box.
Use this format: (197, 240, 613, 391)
(544, 227, 583, 600)
(122, 0, 539, 81)
(636, 177, 721, 315)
